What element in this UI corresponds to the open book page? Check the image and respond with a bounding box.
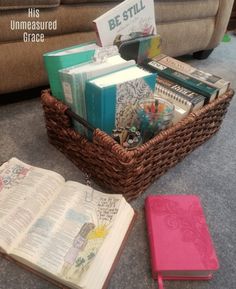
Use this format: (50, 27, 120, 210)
(0, 158, 65, 254)
(78, 195, 134, 289)
(10, 181, 131, 289)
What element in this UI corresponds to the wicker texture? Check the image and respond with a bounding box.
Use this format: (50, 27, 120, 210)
(41, 89, 234, 201)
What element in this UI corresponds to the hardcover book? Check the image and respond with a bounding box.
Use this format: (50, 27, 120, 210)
(59, 54, 135, 135)
(93, 0, 157, 47)
(43, 42, 98, 101)
(0, 158, 136, 289)
(156, 76, 205, 124)
(143, 59, 218, 104)
(85, 65, 156, 135)
(155, 54, 230, 96)
(145, 195, 219, 289)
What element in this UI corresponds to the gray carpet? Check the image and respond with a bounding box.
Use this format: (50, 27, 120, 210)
(0, 33, 236, 289)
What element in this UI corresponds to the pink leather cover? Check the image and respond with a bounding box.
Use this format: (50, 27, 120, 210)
(145, 195, 219, 279)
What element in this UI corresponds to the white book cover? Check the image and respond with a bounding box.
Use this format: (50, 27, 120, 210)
(93, 0, 156, 47)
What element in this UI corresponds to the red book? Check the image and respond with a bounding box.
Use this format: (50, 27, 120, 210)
(145, 195, 219, 289)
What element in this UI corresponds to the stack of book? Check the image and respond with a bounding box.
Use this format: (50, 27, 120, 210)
(142, 54, 230, 124)
(43, 0, 159, 137)
(43, 0, 230, 139)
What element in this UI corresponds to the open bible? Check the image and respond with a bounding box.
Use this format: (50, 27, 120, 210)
(0, 158, 135, 289)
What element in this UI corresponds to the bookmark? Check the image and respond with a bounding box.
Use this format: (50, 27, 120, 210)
(157, 273, 164, 289)
(84, 172, 94, 202)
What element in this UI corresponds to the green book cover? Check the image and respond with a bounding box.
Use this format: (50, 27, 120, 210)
(43, 42, 97, 101)
(146, 60, 218, 103)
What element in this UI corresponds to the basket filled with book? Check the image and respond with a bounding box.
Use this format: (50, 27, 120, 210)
(41, 85, 234, 201)
(41, 1, 234, 201)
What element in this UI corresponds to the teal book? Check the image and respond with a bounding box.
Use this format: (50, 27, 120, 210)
(43, 42, 98, 101)
(85, 66, 157, 135)
(59, 55, 136, 135)
(143, 59, 218, 104)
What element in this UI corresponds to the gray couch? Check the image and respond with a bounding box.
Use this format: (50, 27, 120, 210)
(0, 0, 234, 95)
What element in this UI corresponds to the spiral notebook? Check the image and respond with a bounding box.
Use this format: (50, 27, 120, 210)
(155, 76, 205, 124)
(145, 195, 219, 289)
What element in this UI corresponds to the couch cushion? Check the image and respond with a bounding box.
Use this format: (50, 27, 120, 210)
(61, 0, 219, 22)
(0, 31, 95, 94)
(0, 4, 112, 42)
(61, 0, 114, 3)
(158, 18, 215, 56)
(0, 0, 219, 43)
(0, 0, 60, 10)
(155, 0, 219, 23)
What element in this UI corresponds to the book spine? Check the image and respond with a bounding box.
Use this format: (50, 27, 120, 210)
(85, 82, 116, 135)
(156, 77, 205, 110)
(156, 83, 192, 111)
(43, 56, 64, 101)
(146, 60, 218, 103)
(85, 81, 99, 131)
(145, 197, 159, 279)
(74, 73, 87, 119)
(102, 86, 116, 134)
(60, 73, 86, 135)
(60, 72, 73, 105)
(156, 55, 230, 94)
(72, 73, 88, 135)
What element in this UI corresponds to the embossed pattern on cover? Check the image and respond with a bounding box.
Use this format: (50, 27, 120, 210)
(145, 195, 219, 280)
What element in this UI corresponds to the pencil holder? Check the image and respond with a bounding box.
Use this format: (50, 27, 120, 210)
(135, 97, 174, 142)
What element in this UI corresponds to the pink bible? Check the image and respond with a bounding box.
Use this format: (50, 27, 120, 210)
(145, 195, 219, 289)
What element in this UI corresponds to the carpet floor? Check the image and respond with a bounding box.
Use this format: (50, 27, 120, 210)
(0, 33, 235, 289)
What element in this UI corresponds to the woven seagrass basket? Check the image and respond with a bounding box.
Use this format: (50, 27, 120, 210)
(41, 89, 234, 201)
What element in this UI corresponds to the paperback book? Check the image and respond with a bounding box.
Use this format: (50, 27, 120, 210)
(145, 195, 219, 289)
(93, 0, 157, 47)
(0, 158, 136, 289)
